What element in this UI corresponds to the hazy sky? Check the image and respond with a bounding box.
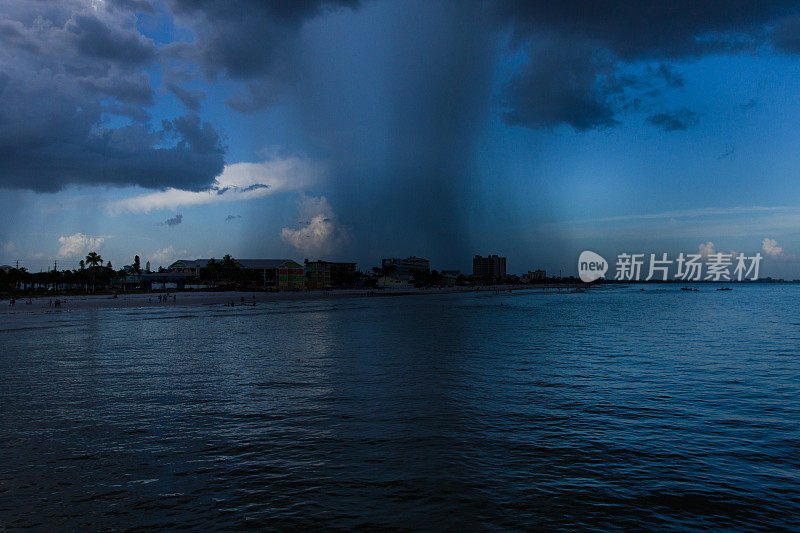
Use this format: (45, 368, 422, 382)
(3, 0, 800, 277)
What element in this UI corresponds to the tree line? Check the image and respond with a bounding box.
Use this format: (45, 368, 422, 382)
(0, 251, 144, 295)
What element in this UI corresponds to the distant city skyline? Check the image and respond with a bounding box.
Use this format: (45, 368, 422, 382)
(3, 2, 800, 278)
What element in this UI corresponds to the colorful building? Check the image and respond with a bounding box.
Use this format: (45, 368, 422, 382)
(272, 260, 304, 289)
(168, 258, 305, 289)
(167, 259, 204, 276)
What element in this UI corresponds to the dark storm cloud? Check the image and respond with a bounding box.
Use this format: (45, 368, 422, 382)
(105, 102, 151, 123)
(502, 42, 620, 131)
(0, 0, 225, 192)
(4, 0, 800, 270)
(79, 73, 155, 105)
(0, 18, 39, 53)
(226, 80, 284, 113)
(65, 11, 155, 65)
(495, 1, 799, 59)
(166, 82, 205, 111)
(646, 108, 700, 131)
(0, 114, 225, 192)
(285, 0, 497, 262)
(163, 114, 225, 155)
(160, 0, 360, 114)
(162, 214, 183, 226)
(167, 0, 800, 129)
(495, 1, 800, 131)
(104, 0, 156, 14)
(163, 65, 206, 111)
(167, 0, 358, 80)
(156, 0, 800, 262)
(655, 64, 685, 88)
(771, 16, 800, 53)
(740, 98, 760, 110)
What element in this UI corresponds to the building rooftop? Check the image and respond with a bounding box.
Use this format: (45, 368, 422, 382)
(171, 259, 299, 269)
(141, 272, 196, 279)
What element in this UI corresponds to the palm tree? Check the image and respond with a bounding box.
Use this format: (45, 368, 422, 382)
(84, 251, 102, 293)
(85, 252, 102, 268)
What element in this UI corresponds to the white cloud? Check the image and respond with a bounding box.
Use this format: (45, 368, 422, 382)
(147, 246, 188, 268)
(281, 196, 350, 258)
(57, 233, 104, 259)
(762, 237, 783, 257)
(108, 157, 324, 214)
(698, 242, 743, 259)
(698, 241, 716, 257)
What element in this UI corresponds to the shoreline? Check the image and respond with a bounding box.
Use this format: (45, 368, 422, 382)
(0, 285, 579, 315)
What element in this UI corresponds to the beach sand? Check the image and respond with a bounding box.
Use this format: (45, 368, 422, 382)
(0, 284, 577, 315)
(0, 287, 487, 315)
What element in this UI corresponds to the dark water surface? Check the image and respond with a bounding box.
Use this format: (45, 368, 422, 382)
(2, 286, 800, 530)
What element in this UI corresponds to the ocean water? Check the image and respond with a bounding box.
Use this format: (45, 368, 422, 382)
(1, 285, 799, 530)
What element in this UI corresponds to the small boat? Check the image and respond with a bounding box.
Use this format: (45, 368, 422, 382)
(716, 287, 732, 291)
(681, 287, 700, 292)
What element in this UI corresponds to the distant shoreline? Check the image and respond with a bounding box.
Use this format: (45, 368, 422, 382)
(5, 281, 787, 315)
(0, 285, 581, 315)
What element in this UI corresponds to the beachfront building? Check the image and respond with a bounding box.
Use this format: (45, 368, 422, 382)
(473, 254, 507, 281)
(304, 260, 358, 289)
(271, 260, 305, 289)
(168, 258, 305, 289)
(441, 270, 461, 286)
(168, 259, 204, 276)
(381, 256, 430, 278)
(377, 276, 413, 289)
(116, 266, 142, 291)
(140, 272, 195, 290)
(304, 260, 331, 289)
(522, 269, 547, 282)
